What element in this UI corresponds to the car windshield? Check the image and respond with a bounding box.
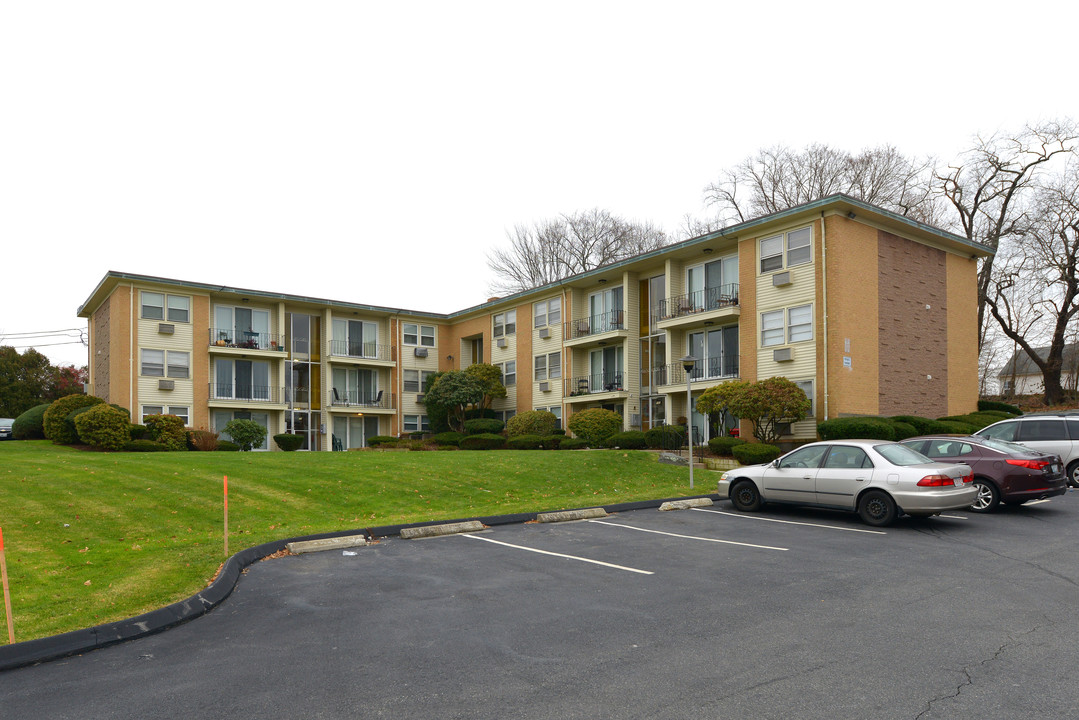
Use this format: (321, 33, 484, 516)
(978, 437, 1040, 456)
(874, 443, 932, 466)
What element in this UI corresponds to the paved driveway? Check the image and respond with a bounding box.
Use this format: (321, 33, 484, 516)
(3, 492, 1078, 719)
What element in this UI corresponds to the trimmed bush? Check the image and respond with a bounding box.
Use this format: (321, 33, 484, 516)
(216, 441, 241, 452)
(975, 410, 1016, 420)
(552, 429, 566, 436)
(221, 419, 266, 451)
(645, 425, 686, 450)
(188, 429, 219, 451)
(146, 414, 189, 451)
(122, 439, 169, 452)
(732, 443, 782, 465)
(431, 431, 464, 447)
(506, 410, 558, 438)
(817, 417, 896, 441)
(708, 436, 746, 456)
(507, 434, 545, 450)
(888, 415, 934, 435)
(43, 394, 104, 444)
(930, 420, 978, 435)
(408, 439, 428, 451)
(559, 437, 589, 450)
(12, 403, 51, 440)
(463, 418, 505, 435)
(541, 435, 563, 450)
(273, 433, 305, 451)
(66, 405, 98, 443)
(936, 413, 999, 431)
(464, 408, 499, 420)
(978, 399, 1021, 415)
(460, 433, 506, 450)
(74, 404, 131, 451)
(888, 421, 918, 441)
(567, 408, 622, 446)
(367, 435, 400, 447)
(606, 431, 647, 449)
(129, 424, 148, 440)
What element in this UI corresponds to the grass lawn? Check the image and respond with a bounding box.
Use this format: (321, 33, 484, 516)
(0, 440, 701, 643)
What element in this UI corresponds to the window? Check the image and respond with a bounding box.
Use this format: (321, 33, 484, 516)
(141, 349, 164, 376)
(167, 351, 190, 378)
(978, 421, 1017, 442)
(493, 310, 516, 337)
(498, 410, 516, 425)
(535, 406, 563, 429)
(404, 415, 430, 432)
(215, 410, 270, 450)
(787, 227, 811, 267)
(924, 440, 975, 459)
(760, 226, 812, 273)
(760, 236, 783, 273)
(823, 446, 872, 469)
(499, 360, 516, 386)
(795, 379, 815, 416)
(421, 370, 435, 392)
(1020, 420, 1067, 442)
(777, 444, 828, 469)
(168, 406, 190, 426)
(688, 327, 738, 379)
(534, 297, 561, 328)
(215, 305, 271, 348)
(404, 323, 436, 347)
(761, 311, 784, 347)
(213, 358, 272, 400)
(404, 369, 420, 392)
(332, 318, 378, 357)
(788, 305, 813, 343)
(534, 352, 561, 381)
(403, 324, 417, 345)
(141, 405, 164, 423)
(420, 325, 435, 347)
(167, 296, 190, 323)
(141, 292, 164, 320)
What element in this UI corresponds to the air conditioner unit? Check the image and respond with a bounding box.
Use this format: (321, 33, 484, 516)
(773, 348, 793, 362)
(776, 422, 793, 436)
(496, 337, 507, 348)
(158, 323, 175, 335)
(416, 394, 425, 403)
(539, 381, 550, 392)
(414, 347, 428, 358)
(772, 271, 792, 287)
(538, 327, 551, 339)
(158, 379, 175, 391)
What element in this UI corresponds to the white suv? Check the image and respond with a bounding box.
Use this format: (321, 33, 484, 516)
(975, 413, 1079, 487)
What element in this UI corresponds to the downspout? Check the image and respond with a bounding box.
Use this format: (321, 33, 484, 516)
(821, 212, 829, 421)
(129, 287, 134, 416)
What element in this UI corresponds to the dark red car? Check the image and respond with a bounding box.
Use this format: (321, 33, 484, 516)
(900, 436, 1067, 512)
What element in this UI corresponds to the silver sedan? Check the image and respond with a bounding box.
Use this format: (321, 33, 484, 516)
(717, 440, 978, 527)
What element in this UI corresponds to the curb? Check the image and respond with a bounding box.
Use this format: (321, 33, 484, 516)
(0, 492, 719, 672)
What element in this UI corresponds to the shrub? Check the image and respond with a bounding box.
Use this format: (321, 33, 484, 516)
(74, 404, 131, 451)
(552, 428, 566, 436)
(978, 399, 1021, 415)
(567, 408, 622, 446)
(937, 413, 998, 431)
(559, 437, 589, 450)
(146, 414, 189, 451)
(732, 443, 782, 465)
(506, 410, 558, 438)
(817, 417, 896, 441)
(122, 439, 169, 452)
(222, 419, 267, 452)
(273, 433, 305, 451)
(507, 434, 545, 450)
(606, 430, 647, 449)
(66, 405, 98, 442)
(930, 420, 978, 435)
(460, 433, 506, 450)
(887, 421, 918, 441)
(216, 441, 241, 452)
(463, 418, 505, 435)
(188, 429, 219, 451)
(12, 403, 51, 440)
(367, 435, 399, 447)
(408, 439, 428, 451)
(708, 436, 746, 456)
(541, 435, 563, 450)
(431, 431, 464, 447)
(645, 424, 686, 450)
(975, 410, 1016, 420)
(129, 423, 148, 440)
(888, 416, 934, 435)
(464, 408, 499, 420)
(43, 394, 104, 444)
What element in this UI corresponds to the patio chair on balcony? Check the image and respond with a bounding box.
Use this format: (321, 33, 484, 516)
(363, 390, 383, 408)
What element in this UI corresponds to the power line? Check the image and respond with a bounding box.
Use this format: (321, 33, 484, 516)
(7, 341, 88, 349)
(1, 328, 85, 339)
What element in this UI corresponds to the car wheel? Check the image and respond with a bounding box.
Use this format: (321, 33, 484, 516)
(969, 479, 1000, 513)
(857, 490, 897, 527)
(730, 480, 762, 512)
(1067, 461, 1079, 489)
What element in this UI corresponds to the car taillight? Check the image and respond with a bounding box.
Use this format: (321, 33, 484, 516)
(961, 470, 973, 484)
(1006, 458, 1051, 470)
(917, 474, 956, 487)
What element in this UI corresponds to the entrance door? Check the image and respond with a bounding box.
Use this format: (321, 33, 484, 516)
(287, 411, 319, 450)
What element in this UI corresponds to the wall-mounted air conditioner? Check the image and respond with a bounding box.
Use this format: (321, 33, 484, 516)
(414, 347, 428, 358)
(158, 323, 175, 335)
(773, 348, 793, 362)
(416, 394, 425, 403)
(539, 381, 550, 392)
(158, 379, 175, 391)
(772, 271, 792, 287)
(538, 327, 551, 339)
(496, 337, 507, 348)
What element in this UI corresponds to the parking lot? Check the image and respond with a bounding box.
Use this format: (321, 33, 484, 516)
(3, 491, 1078, 719)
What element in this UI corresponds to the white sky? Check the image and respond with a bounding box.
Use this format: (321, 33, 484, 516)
(2, 0, 1077, 368)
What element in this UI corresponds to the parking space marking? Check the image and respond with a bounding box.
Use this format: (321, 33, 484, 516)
(937, 514, 968, 519)
(588, 520, 788, 551)
(1027, 499, 1052, 506)
(461, 533, 654, 575)
(690, 508, 887, 534)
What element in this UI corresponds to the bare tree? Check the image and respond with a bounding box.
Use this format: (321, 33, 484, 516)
(704, 143, 939, 226)
(487, 209, 668, 295)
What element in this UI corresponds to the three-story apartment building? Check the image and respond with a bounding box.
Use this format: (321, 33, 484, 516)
(77, 195, 992, 449)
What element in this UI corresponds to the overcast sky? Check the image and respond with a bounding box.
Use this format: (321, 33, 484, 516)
(2, 1, 1077, 368)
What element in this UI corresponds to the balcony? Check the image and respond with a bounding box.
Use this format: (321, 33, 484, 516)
(328, 388, 396, 412)
(654, 284, 739, 331)
(328, 340, 395, 365)
(564, 372, 628, 402)
(656, 355, 739, 390)
(209, 328, 287, 353)
(209, 383, 282, 404)
(563, 309, 630, 349)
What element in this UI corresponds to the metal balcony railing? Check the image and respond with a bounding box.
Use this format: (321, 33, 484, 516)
(329, 388, 394, 409)
(566, 372, 625, 396)
(209, 383, 280, 402)
(328, 340, 393, 361)
(652, 284, 739, 323)
(209, 328, 286, 351)
(662, 355, 739, 386)
(566, 308, 626, 340)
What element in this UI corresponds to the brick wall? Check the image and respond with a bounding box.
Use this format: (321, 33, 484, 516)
(92, 296, 111, 401)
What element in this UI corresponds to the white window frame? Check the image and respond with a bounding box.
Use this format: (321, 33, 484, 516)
(404, 323, 436, 347)
(141, 405, 164, 423)
(141, 292, 165, 320)
(534, 297, 561, 328)
(166, 295, 190, 323)
(794, 379, 815, 417)
(759, 226, 812, 274)
(167, 351, 190, 379)
(499, 360, 516, 386)
(534, 405, 563, 429)
(493, 310, 516, 337)
(760, 310, 784, 347)
(786, 227, 812, 268)
(141, 349, 165, 376)
(404, 369, 420, 392)
(168, 406, 190, 426)
(534, 352, 561, 381)
(404, 415, 429, 432)
(760, 236, 783, 273)
(420, 325, 436, 347)
(787, 304, 813, 343)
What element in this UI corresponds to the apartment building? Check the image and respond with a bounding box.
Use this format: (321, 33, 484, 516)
(77, 194, 993, 450)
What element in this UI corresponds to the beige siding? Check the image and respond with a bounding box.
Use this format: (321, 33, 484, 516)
(136, 288, 196, 418)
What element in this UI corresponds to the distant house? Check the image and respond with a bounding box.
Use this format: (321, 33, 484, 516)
(998, 344, 1079, 396)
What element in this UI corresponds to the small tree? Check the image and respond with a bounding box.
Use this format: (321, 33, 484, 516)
(223, 419, 268, 451)
(423, 371, 484, 432)
(567, 408, 622, 446)
(464, 363, 507, 410)
(697, 377, 810, 444)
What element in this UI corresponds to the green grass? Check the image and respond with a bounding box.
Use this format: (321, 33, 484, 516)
(0, 441, 699, 643)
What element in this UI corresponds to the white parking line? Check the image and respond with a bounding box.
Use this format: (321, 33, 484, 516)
(461, 533, 654, 575)
(588, 520, 788, 551)
(690, 507, 887, 534)
(937, 514, 968, 519)
(1026, 499, 1052, 506)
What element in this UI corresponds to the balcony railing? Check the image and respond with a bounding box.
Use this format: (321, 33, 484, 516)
(566, 371, 625, 396)
(653, 284, 739, 323)
(329, 339, 393, 361)
(662, 355, 739, 386)
(209, 328, 286, 351)
(329, 388, 394, 409)
(209, 383, 280, 402)
(566, 309, 626, 340)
